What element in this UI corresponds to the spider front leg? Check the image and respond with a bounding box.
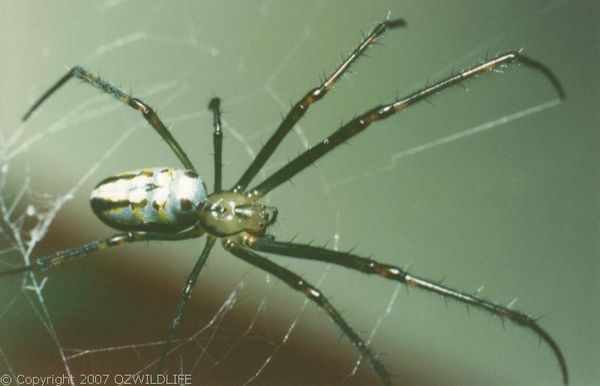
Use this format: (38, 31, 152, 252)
(232, 17, 406, 193)
(22, 66, 197, 171)
(226, 240, 392, 386)
(250, 237, 569, 385)
(247, 51, 565, 200)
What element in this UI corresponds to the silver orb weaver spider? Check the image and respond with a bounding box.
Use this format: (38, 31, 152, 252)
(4, 16, 568, 385)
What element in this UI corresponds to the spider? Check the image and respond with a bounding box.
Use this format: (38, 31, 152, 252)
(4, 16, 567, 385)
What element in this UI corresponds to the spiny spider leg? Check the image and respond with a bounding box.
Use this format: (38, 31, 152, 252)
(156, 101, 221, 372)
(0, 229, 204, 277)
(226, 241, 392, 386)
(251, 237, 569, 385)
(247, 51, 565, 200)
(209, 98, 224, 192)
(22, 66, 197, 172)
(232, 17, 406, 193)
(157, 236, 216, 373)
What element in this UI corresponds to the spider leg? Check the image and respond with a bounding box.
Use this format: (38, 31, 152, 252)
(22, 66, 196, 171)
(209, 98, 224, 192)
(232, 17, 406, 193)
(250, 237, 569, 385)
(156, 236, 216, 373)
(246, 51, 565, 200)
(226, 240, 392, 386)
(0, 228, 204, 277)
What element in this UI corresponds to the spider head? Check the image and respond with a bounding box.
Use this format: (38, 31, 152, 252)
(199, 192, 277, 237)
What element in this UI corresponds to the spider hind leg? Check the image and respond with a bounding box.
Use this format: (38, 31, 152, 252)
(22, 66, 197, 171)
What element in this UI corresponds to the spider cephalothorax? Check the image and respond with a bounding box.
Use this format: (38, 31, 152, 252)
(4, 15, 568, 386)
(199, 191, 277, 238)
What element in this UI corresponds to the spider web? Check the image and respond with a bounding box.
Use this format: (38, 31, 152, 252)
(1, 1, 596, 385)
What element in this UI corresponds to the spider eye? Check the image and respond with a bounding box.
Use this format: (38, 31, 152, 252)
(208, 203, 227, 217)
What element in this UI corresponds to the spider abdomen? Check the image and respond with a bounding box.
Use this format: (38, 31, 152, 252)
(90, 167, 207, 232)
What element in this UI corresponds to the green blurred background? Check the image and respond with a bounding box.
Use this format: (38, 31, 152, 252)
(1, 1, 597, 385)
